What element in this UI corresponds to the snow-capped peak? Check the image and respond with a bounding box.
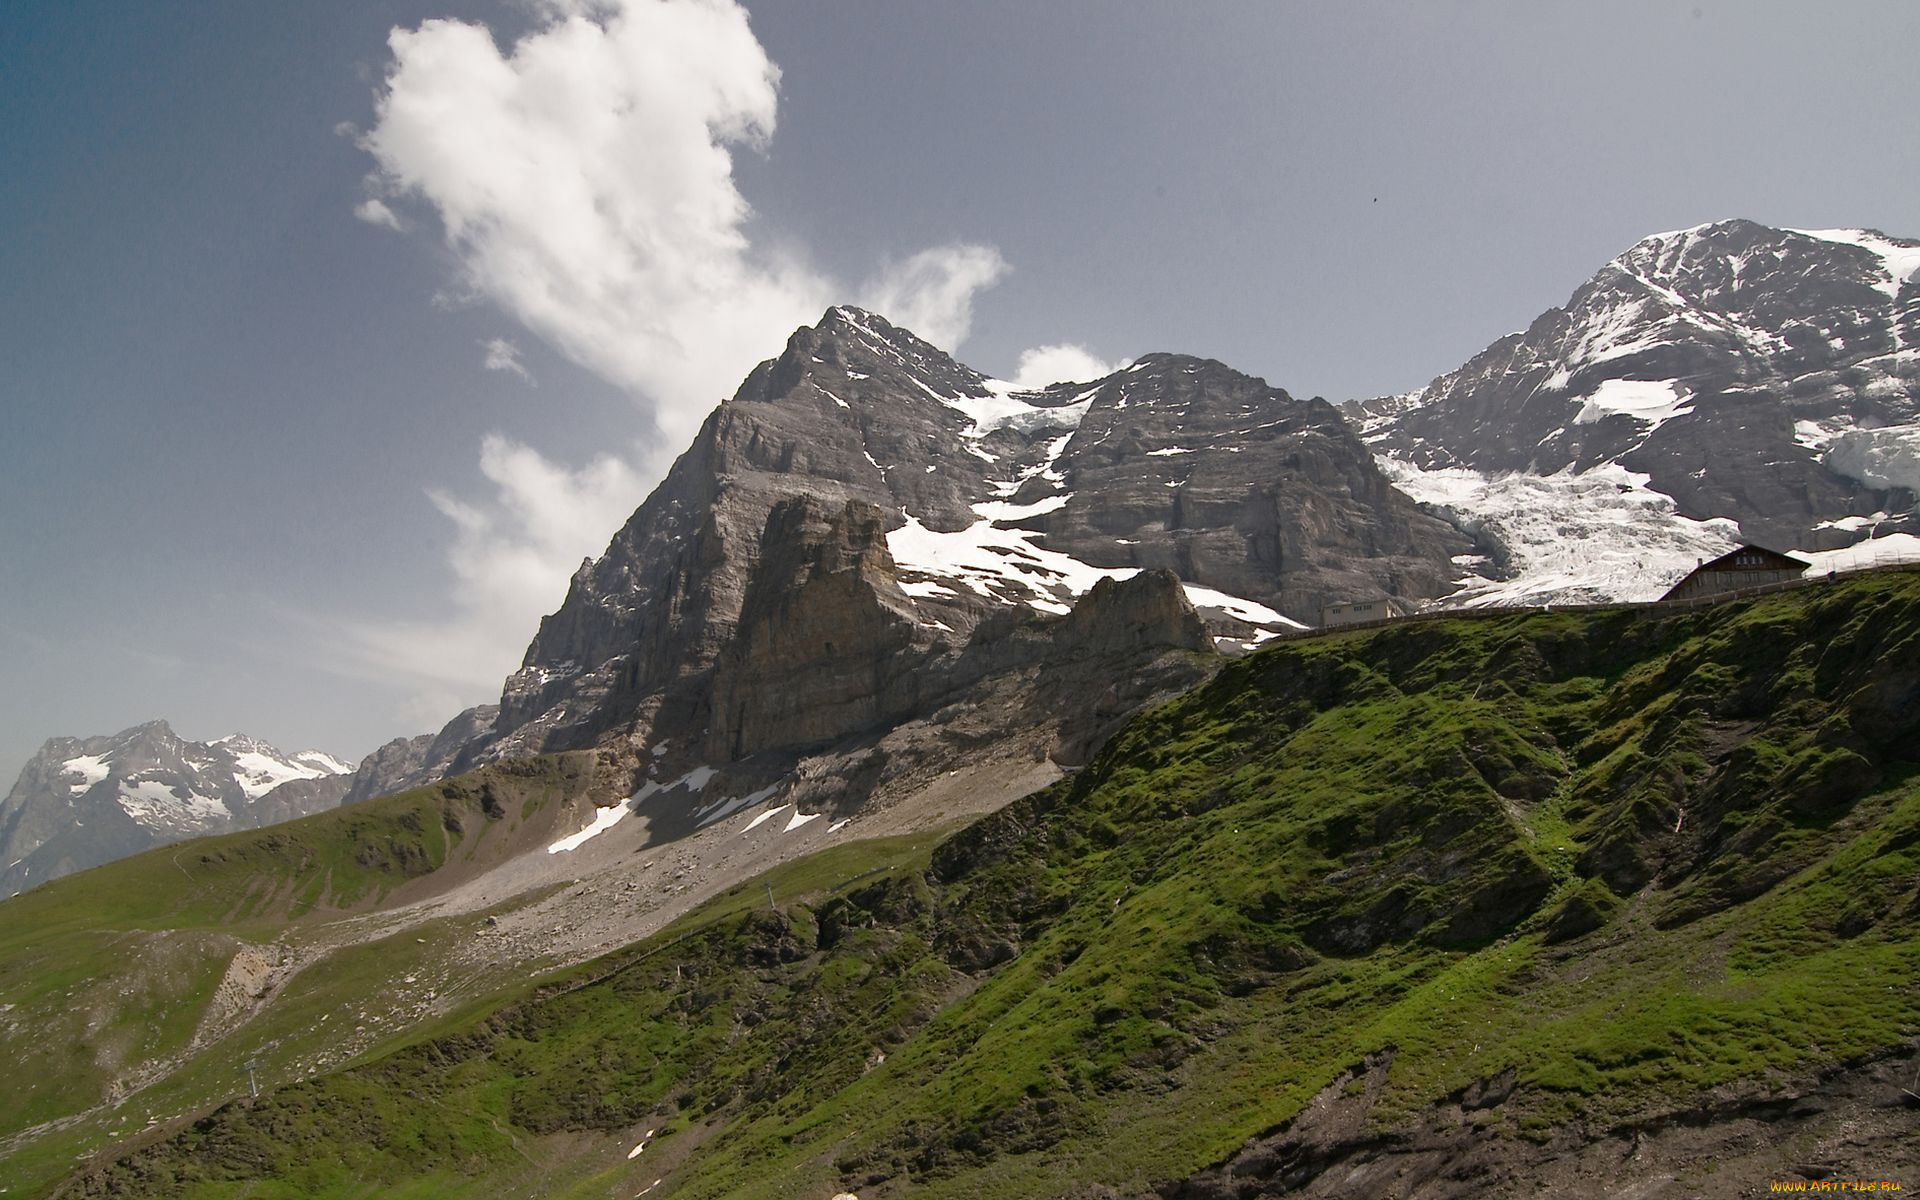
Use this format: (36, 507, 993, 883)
(5, 723, 358, 896)
(224, 739, 354, 799)
(1786, 227, 1920, 299)
(293, 750, 356, 775)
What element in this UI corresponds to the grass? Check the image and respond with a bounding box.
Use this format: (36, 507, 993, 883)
(0, 755, 595, 1197)
(22, 573, 1920, 1198)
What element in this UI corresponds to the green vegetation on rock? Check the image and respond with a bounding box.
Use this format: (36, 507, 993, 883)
(30, 575, 1920, 1198)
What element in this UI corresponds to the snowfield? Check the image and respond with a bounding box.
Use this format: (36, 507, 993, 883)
(1384, 454, 1920, 611)
(887, 506, 1302, 631)
(1380, 458, 1743, 607)
(61, 754, 112, 794)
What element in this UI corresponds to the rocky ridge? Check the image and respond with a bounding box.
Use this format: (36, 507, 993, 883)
(340, 704, 498, 807)
(424, 307, 1465, 833)
(0, 721, 353, 897)
(1347, 219, 1920, 604)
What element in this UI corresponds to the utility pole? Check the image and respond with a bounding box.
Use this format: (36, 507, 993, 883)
(765, 882, 776, 911)
(244, 1058, 259, 1100)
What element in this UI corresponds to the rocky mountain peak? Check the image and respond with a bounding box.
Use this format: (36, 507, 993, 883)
(1345, 216, 1919, 608)
(1, 723, 356, 897)
(440, 308, 1472, 828)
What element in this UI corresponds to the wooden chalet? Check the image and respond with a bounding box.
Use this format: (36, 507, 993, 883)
(1661, 544, 1808, 602)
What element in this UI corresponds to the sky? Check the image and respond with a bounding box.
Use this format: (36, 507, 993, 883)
(3, 0, 1916, 787)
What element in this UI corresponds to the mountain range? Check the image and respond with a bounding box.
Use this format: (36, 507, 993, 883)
(10, 217, 1918, 899)
(0, 722, 352, 896)
(403, 217, 1918, 807)
(1352, 219, 1920, 605)
(2, 217, 1918, 1197)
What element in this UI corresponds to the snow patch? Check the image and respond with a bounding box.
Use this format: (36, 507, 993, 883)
(1794, 418, 1853, 450)
(62, 754, 111, 794)
(887, 511, 1118, 616)
(782, 810, 821, 833)
(1571, 379, 1692, 428)
(230, 750, 338, 800)
(889, 504, 1302, 631)
(1812, 512, 1890, 533)
(546, 801, 628, 854)
(744, 805, 789, 832)
(1794, 534, 1920, 574)
(1179, 585, 1307, 631)
(898, 579, 958, 598)
(117, 779, 229, 826)
(1823, 422, 1920, 493)
(1788, 228, 1920, 300)
(940, 378, 1096, 440)
(293, 751, 355, 775)
(696, 781, 783, 828)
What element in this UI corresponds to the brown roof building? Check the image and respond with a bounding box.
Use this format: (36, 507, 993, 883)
(1661, 544, 1808, 602)
(1320, 596, 1416, 628)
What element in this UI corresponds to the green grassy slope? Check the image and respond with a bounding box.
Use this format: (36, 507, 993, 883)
(47, 575, 1920, 1198)
(0, 755, 593, 1192)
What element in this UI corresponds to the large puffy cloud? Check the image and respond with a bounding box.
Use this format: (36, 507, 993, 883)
(358, 0, 1014, 451)
(343, 0, 1097, 718)
(339, 435, 652, 722)
(359, 0, 816, 450)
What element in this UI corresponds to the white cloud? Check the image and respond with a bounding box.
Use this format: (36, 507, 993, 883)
(481, 336, 535, 384)
(353, 197, 405, 231)
(358, 0, 1009, 453)
(347, 0, 1020, 717)
(859, 245, 1010, 353)
(1008, 343, 1120, 390)
(339, 434, 651, 705)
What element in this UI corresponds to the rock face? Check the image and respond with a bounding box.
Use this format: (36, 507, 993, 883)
(341, 705, 498, 806)
(1351, 220, 1920, 554)
(0, 721, 353, 896)
(709, 498, 927, 761)
(478, 309, 1462, 766)
(1030, 354, 1465, 618)
(336, 307, 1462, 832)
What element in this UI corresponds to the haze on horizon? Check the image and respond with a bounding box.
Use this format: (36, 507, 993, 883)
(2, 0, 1916, 787)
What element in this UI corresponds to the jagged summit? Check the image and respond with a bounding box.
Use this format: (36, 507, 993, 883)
(1346, 216, 1919, 607)
(0, 722, 355, 896)
(420, 307, 1467, 833)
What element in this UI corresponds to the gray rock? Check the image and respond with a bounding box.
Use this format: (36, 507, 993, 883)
(0, 721, 354, 897)
(461, 307, 1464, 786)
(343, 704, 499, 805)
(1349, 218, 1920, 550)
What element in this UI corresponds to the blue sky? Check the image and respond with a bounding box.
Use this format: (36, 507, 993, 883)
(3, 0, 1916, 785)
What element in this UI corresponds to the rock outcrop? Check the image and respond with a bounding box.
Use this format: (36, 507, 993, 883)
(342, 704, 499, 806)
(709, 498, 928, 761)
(1032, 354, 1467, 616)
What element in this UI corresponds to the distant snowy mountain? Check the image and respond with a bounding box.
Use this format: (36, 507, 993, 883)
(1347, 218, 1920, 605)
(0, 720, 354, 896)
